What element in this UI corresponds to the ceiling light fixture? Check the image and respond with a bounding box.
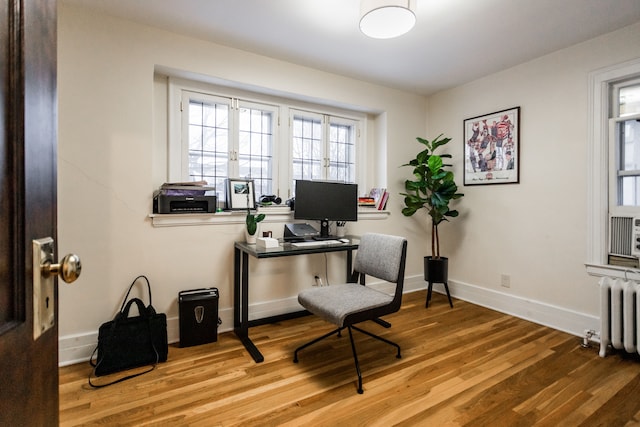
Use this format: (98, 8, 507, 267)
(359, 0, 416, 39)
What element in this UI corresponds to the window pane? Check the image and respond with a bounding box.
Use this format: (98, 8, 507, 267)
(618, 118, 640, 206)
(238, 106, 273, 197)
(189, 103, 202, 125)
(328, 122, 355, 183)
(620, 176, 640, 206)
(292, 115, 323, 181)
(188, 100, 229, 188)
(621, 118, 640, 171)
(620, 84, 640, 117)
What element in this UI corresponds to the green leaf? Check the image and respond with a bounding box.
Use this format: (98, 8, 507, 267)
(427, 155, 443, 174)
(431, 134, 452, 151)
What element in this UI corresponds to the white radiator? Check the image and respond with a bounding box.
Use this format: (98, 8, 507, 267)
(599, 276, 640, 357)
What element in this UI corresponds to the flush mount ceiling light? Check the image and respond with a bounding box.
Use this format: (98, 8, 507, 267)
(359, 0, 416, 39)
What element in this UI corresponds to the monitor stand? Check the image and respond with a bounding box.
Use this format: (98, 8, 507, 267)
(313, 219, 336, 240)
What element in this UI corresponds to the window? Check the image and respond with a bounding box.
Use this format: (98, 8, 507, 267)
(607, 81, 640, 263)
(180, 90, 277, 202)
(237, 101, 276, 198)
(291, 110, 357, 192)
(609, 81, 640, 212)
(587, 59, 640, 268)
(168, 78, 364, 206)
(186, 94, 230, 191)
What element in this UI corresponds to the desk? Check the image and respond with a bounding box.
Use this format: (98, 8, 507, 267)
(234, 237, 359, 363)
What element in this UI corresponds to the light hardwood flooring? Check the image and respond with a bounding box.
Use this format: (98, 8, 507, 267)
(59, 291, 640, 426)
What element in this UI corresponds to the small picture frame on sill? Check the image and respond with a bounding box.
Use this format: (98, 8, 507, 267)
(225, 179, 256, 210)
(463, 106, 520, 185)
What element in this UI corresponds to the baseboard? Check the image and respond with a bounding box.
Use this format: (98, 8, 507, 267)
(58, 275, 597, 366)
(446, 277, 599, 338)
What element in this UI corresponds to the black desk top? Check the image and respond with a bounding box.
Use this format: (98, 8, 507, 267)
(235, 236, 360, 258)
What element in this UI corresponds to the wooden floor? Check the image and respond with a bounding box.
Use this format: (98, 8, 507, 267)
(60, 291, 640, 426)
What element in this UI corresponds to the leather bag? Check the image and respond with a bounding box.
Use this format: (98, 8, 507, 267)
(89, 275, 168, 387)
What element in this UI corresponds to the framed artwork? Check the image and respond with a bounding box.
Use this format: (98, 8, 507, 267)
(463, 106, 520, 185)
(225, 179, 256, 210)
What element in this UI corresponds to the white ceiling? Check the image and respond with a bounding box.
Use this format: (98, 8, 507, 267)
(62, 0, 640, 95)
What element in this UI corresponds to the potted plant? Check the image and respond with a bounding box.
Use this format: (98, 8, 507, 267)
(400, 134, 464, 303)
(245, 208, 265, 244)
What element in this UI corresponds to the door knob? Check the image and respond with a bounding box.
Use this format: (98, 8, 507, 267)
(32, 237, 82, 339)
(42, 253, 81, 283)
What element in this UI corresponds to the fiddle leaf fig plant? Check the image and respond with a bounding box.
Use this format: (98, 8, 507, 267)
(400, 134, 464, 259)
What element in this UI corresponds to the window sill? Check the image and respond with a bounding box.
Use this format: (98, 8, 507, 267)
(149, 207, 390, 227)
(585, 262, 640, 280)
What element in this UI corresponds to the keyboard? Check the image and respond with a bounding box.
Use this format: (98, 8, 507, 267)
(291, 240, 342, 248)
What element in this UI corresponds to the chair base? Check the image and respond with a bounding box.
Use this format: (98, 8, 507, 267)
(426, 281, 453, 308)
(293, 322, 401, 394)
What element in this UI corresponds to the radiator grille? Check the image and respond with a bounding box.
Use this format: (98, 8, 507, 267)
(610, 216, 633, 256)
(599, 277, 640, 357)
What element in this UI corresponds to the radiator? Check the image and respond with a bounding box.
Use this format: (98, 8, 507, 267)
(599, 276, 640, 357)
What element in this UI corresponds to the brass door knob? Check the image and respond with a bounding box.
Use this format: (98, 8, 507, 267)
(42, 253, 82, 283)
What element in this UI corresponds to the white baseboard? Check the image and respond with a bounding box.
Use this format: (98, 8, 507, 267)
(382, 275, 598, 338)
(58, 275, 598, 366)
(447, 277, 599, 338)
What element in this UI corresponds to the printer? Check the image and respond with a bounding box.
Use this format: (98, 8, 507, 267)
(153, 182, 216, 214)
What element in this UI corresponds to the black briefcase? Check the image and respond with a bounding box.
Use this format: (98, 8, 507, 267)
(89, 275, 168, 387)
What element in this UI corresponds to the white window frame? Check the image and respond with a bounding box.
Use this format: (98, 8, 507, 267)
(167, 77, 366, 205)
(586, 58, 640, 273)
(289, 109, 359, 189)
(290, 109, 324, 184)
(180, 90, 233, 186)
(327, 115, 359, 183)
(171, 87, 279, 202)
(609, 112, 640, 215)
(235, 99, 279, 199)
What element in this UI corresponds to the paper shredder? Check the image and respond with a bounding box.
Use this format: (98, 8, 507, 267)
(178, 288, 219, 347)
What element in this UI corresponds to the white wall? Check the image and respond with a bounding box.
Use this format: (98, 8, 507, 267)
(427, 22, 640, 333)
(57, 4, 428, 364)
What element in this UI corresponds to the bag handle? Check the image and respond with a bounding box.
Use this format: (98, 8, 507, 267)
(120, 275, 152, 312)
(116, 298, 149, 320)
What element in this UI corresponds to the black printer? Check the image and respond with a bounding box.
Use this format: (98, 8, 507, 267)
(153, 182, 216, 214)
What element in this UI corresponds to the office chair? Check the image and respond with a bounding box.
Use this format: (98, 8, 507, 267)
(293, 233, 408, 394)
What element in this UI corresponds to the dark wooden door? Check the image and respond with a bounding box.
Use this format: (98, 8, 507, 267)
(0, 0, 59, 425)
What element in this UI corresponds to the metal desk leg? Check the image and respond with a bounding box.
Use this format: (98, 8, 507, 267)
(234, 247, 241, 331)
(346, 249, 353, 281)
(234, 248, 264, 363)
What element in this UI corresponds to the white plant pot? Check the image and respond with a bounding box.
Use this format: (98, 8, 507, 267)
(245, 228, 258, 244)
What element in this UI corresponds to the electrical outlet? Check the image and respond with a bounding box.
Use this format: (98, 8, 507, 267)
(501, 274, 511, 288)
(313, 275, 322, 286)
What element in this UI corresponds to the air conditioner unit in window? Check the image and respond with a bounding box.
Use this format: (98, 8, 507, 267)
(609, 216, 640, 267)
(610, 216, 633, 256)
(632, 217, 640, 257)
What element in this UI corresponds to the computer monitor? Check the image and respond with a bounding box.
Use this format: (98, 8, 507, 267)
(294, 180, 358, 239)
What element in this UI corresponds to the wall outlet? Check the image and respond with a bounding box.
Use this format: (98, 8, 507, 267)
(314, 275, 323, 286)
(501, 274, 511, 288)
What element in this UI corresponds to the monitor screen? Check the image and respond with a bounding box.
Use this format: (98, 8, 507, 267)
(294, 180, 358, 239)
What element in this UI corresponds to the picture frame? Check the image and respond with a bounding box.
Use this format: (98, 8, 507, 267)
(225, 179, 256, 210)
(463, 106, 520, 185)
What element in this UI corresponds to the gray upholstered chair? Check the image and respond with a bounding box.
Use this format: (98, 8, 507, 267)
(293, 233, 408, 394)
